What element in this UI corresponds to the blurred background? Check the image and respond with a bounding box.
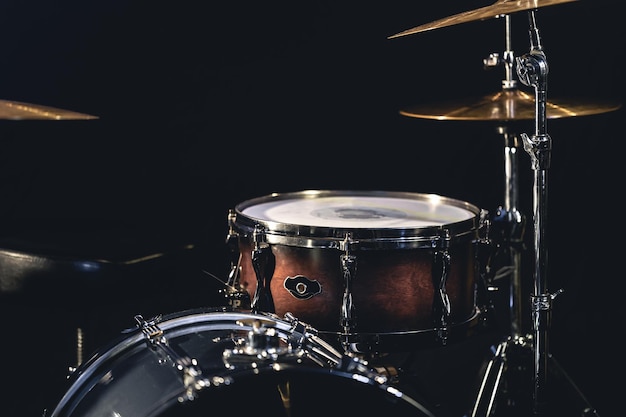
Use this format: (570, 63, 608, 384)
(0, 1, 623, 416)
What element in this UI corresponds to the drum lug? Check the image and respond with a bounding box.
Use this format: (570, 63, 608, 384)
(134, 315, 213, 401)
(432, 237, 451, 345)
(250, 224, 275, 314)
(339, 233, 358, 351)
(222, 209, 252, 309)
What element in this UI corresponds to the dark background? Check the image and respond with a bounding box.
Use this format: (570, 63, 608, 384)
(0, 1, 623, 416)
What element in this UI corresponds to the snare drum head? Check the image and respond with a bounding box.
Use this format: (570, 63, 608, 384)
(232, 190, 481, 249)
(49, 308, 435, 417)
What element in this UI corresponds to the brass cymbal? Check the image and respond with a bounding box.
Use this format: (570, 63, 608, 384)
(399, 89, 622, 121)
(388, 0, 579, 39)
(0, 99, 98, 120)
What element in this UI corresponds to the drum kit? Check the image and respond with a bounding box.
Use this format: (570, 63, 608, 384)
(26, 1, 619, 416)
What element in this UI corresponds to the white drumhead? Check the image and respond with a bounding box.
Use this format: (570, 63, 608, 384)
(241, 194, 475, 229)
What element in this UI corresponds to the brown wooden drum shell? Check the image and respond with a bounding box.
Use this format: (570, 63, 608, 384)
(236, 239, 477, 334)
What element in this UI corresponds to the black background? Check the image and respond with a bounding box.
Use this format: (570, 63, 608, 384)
(0, 1, 624, 416)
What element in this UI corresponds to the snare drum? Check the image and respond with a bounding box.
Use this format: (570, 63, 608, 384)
(47, 307, 436, 417)
(227, 190, 488, 351)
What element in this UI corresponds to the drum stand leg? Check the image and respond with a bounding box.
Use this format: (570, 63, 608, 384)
(472, 12, 600, 416)
(489, 126, 526, 340)
(471, 124, 531, 417)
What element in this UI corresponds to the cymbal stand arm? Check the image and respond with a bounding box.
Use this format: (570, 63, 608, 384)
(483, 14, 517, 90)
(516, 10, 556, 415)
(503, 14, 517, 90)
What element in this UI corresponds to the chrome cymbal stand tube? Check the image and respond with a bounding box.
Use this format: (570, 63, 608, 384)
(516, 11, 553, 414)
(516, 10, 597, 416)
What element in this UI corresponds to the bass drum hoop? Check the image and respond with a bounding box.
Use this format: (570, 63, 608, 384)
(49, 307, 437, 417)
(51, 308, 318, 417)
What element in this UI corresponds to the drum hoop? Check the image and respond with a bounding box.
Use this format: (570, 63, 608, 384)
(53, 307, 328, 416)
(318, 306, 484, 351)
(74, 308, 302, 371)
(232, 190, 482, 249)
(51, 306, 438, 417)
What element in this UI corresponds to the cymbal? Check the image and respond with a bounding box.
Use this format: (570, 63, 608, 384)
(0, 99, 98, 120)
(388, 0, 579, 39)
(399, 89, 622, 121)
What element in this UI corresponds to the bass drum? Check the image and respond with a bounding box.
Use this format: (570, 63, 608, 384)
(47, 307, 437, 417)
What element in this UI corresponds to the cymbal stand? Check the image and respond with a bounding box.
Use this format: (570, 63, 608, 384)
(516, 10, 595, 416)
(471, 13, 599, 416)
(514, 10, 553, 414)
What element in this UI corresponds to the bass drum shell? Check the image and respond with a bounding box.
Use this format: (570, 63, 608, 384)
(231, 190, 484, 339)
(48, 307, 436, 417)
